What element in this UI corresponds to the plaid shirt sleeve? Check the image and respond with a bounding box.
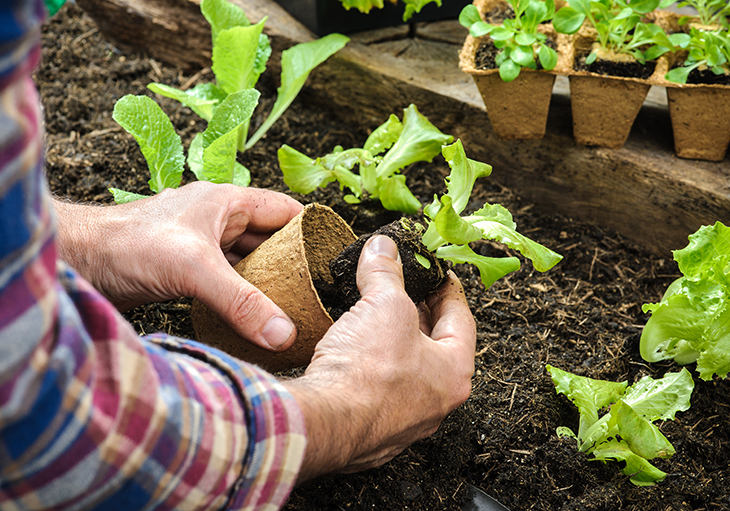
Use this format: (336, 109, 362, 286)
(0, 2, 307, 510)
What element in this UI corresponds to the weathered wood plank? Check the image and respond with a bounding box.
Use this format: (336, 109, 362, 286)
(74, 0, 730, 256)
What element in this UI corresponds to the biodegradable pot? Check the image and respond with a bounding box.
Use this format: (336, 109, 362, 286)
(191, 203, 357, 372)
(459, 35, 557, 140)
(274, 0, 471, 36)
(666, 85, 730, 162)
(568, 74, 651, 149)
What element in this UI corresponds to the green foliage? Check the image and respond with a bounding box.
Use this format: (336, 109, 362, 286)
(278, 104, 453, 215)
(640, 222, 730, 380)
(675, 0, 730, 28)
(111, 0, 347, 203)
(340, 0, 442, 21)
(553, 0, 681, 64)
(459, 0, 558, 82)
(547, 365, 694, 486)
(421, 140, 563, 288)
(664, 27, 730, 83)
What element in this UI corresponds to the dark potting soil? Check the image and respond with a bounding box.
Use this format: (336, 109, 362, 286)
(574, 53, 657, 80)
(684, 66, 730, 86)
(325, 218, 450, 320)
(38, 4, 730, 511)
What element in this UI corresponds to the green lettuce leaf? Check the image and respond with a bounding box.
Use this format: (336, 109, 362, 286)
(147, 82, 227, 121)
(212, 19, 269, 95)
(403, 0, 441, 21)
(435, 244, 521, 289)
(378, 174, 422, 214)
(640, 222, 730, 379)
(340, 0, 385, 13)
(109, 188, 150, 204)
(278, 144, 365, 196)
(112, 94, 185, 194)
(373, 104, 453, 182)
(246, 33, 349, 149)
(201, 0, 250, 41)
(590, 439, 668, 486)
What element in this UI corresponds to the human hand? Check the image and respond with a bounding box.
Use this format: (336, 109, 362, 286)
(284, 235, 476, 481)
(53, 182, 303, 350)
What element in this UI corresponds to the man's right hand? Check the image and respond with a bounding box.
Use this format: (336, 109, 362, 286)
(284, 235, 476, 481)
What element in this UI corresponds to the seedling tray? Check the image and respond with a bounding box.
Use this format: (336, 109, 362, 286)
(273, 0, 472, 35)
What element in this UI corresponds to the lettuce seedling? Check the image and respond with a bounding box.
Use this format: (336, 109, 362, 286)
(675, 0, 730, 29)
(546, 365, 694, 486)
(664, 28, 730, 84)
(110, 0, 347, 203)
(459, 0, 559, 82)
(640, 221, 730, 380)
(340, 0, 442, 21)
(278, 104, 454, 214)
(553, 0, 681, 64)
(420, 139, 563, 287)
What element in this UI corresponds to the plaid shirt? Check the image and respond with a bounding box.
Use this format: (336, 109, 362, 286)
(0, 1, 306, 509)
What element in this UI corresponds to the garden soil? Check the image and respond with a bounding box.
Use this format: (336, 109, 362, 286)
(37, 4, 730, 511)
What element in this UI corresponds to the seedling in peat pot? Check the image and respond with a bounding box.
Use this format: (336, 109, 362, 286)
(664, 28, 730, 84)
(323, 139, 563, 317)
(459, 0, 559, 81)
(109, 0, 348, 203)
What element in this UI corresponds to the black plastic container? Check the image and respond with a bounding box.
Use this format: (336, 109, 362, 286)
(274, 0, 471, 35)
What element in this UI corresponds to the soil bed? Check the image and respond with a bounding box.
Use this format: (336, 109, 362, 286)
(38, 5, 730, 511)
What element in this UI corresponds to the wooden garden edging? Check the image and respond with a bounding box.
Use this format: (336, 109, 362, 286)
(75, 0, 730, 257)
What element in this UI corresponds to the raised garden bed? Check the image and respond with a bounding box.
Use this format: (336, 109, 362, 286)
(39, 3, 730, 511)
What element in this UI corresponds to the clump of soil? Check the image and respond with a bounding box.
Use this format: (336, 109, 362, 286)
(324, 218, 450, 319)
(37, 4, 730, 511)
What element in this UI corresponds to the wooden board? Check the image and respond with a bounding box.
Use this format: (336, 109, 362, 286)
(74, 0, 730, 256)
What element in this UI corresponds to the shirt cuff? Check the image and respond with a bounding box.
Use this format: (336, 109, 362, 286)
(146, 334, 306, 511)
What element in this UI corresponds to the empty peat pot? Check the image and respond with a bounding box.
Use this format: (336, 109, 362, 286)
(191, 203, 357, 372)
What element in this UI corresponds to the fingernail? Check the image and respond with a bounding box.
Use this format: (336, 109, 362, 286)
(262, 316, 294, 349)
(367, 235, 398, 260)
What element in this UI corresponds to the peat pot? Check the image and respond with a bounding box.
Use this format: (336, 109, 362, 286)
(274, 0, 472, 36)
(666, 84, 730, 162)
(569, 74, 651, 149)
(191, 203, 357, 372)
(459, 35, 557, 140)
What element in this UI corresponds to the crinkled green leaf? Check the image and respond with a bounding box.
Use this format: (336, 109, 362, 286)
(246, 33, 349, 149)
(439, 139, 492, 215)
(232, 162, 251, 186)
(340, 0, 385, 13)
(435, 244, 521, 289)
(112, 94, 184, 194)
(202, 88, 260, 149)
(109, 188, 149, 204)
(201, 128, 238, 184)
(364, 114, 403, 156)
(212, 19, 268, 95)
(434, 196, 483, 245)
(591, 439, 668, 486)
(378, 174, 422, 214)
(373, 104, 453, 181)
(403, 0, 441, 21)
(614, 402, 675, 459)
(621, 368, 694, 421)
(278, 144, 364, 196)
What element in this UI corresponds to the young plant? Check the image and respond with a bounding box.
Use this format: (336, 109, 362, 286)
(420, 139, 563, 288)
(553, 0, 680, 64)
(278, 104, 454, 215)
(640, 221, 730, 380)
(664, 27, 730, 84)
(674, 0, 730, 29)
(110, 0, 348, 203)
(340, 0, 442, 21)
(546, 365, 694, 486)
(459, 0, 559, 82)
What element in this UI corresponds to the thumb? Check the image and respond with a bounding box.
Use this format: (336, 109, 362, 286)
(357, 235, 405, 297)
(195, 256, 297, 351)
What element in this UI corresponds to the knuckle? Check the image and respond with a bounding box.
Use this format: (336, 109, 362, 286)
(226, 284, 265, 325)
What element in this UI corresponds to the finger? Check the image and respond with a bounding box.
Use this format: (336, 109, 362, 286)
(194, 253, 297, 351)
(417, 302, 432, 336)
(426, 272, 476, 352)
(356, 236, 405, 298)
(228, 187, 303, 234)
